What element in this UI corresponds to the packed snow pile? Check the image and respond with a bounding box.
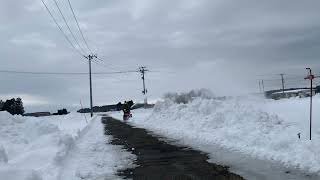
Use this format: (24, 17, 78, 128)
(125, 91, 320, 174)
(0, 112, 92, 180)
(0, 112, 134, 180)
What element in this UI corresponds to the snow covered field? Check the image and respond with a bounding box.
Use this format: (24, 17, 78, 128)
(111, 93, 320, 177)
(0, 112, 135, 180)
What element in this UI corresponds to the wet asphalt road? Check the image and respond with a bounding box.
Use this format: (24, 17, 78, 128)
(102, 116, 244, 180)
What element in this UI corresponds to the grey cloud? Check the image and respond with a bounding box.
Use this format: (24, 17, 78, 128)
(1, 0, 320, 112)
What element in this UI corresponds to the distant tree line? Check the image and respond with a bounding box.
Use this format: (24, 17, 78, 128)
(0, 98, 25, 115)
(78, 104, 119, 113)
(78, 100, 134, 113)
(24, 108, 69, 117)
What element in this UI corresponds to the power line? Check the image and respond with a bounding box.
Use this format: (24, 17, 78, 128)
(52, 0, 87, 55)
(95, 58, 132, 72)
(41, 0, 83, 56)
(90, 59, 141, 83)
(67, 0, 93, 54)
(96, 57, 127, 69)
(0, 70, 139, 75)
(90, 57, 141, 74)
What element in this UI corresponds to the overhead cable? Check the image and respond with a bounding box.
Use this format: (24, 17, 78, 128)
(52, 0, 87, 55)
(67, 0, 93, 54)
(41, 0, 83, 56)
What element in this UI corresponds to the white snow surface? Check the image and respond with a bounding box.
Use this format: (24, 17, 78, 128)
(0, 112, 135, 180)
(111, 95, 320, 176)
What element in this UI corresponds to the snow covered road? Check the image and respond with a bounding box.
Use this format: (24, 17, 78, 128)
(104, 116, 244, 179)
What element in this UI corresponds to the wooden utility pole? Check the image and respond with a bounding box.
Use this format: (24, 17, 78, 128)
(139, 66, 148, 108)
(85, 54, 97, 117)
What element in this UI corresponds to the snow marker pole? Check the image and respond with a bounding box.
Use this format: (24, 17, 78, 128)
(80, 99, 88, 123)
(305, 68, 314, 140)
(310, 76, 312, 140)
(280, 74, 285, 95)
(259, 81, 261, 93)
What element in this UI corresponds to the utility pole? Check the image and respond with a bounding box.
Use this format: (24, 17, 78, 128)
(85, 54, 97, 117)
(139, 66, 148, 108)
(262, 80, 265, 92)
(305, 68, 315, 140)
(280, 74, 285, 94)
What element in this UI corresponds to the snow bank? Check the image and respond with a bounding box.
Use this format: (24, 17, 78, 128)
(0, 111, 95, 180)
(123, 94, 320, 175)
(0, 111, 136, 180)
(40, 112, 90, 138)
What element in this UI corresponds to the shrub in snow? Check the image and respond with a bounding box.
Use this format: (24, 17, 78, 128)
(164, 89, 214, 104)
(0, 146, 8, 164)
(1, 97, 25, 115)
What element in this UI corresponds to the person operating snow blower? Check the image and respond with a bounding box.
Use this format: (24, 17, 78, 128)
(122, 101, 132, 121)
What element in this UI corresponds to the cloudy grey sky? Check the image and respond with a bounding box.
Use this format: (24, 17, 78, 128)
(1, 0, 320, 112)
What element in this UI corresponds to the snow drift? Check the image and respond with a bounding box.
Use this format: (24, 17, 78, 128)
(126, 91, 320, 174)
(0, 111, 135, 180)
(0, 112, 91, 180)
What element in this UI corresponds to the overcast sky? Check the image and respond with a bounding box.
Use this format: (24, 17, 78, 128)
(1, 0, 320, 112)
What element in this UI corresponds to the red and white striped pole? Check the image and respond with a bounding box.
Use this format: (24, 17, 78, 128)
(305, 68, 314, 140)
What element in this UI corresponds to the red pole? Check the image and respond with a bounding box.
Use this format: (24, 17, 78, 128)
(305, 68, 313, 140)
(310, 77, 312, 140)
